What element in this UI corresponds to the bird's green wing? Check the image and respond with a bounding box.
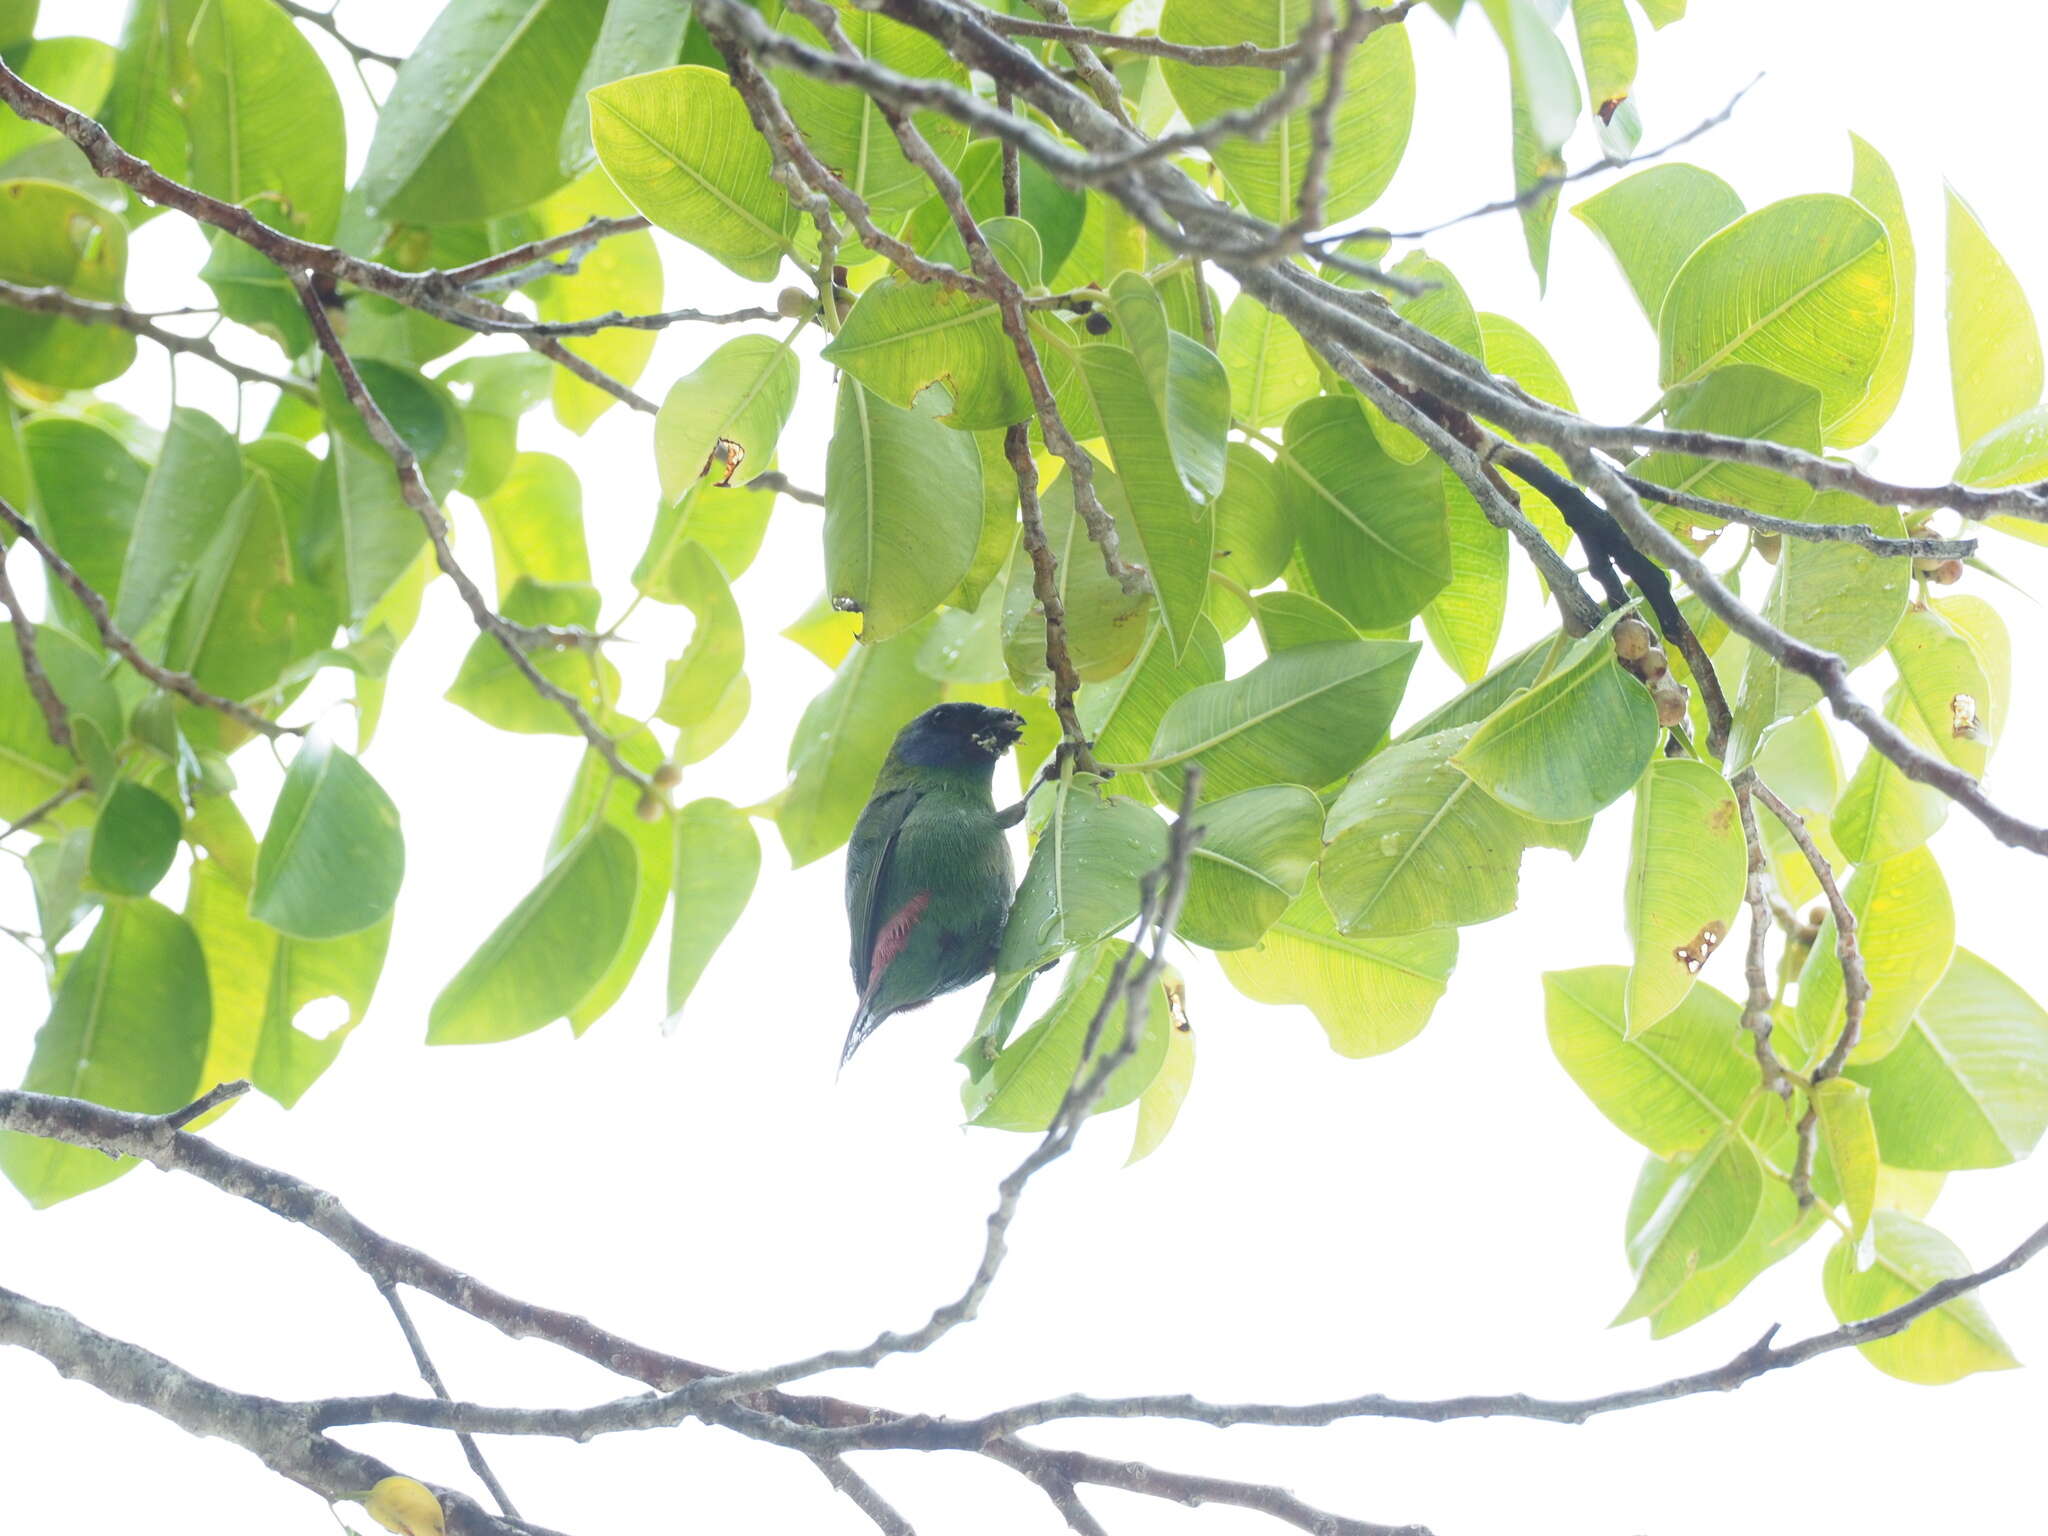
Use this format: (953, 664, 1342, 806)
(845, 785, 923, 991)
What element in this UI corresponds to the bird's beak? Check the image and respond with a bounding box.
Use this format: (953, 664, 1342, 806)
(974, 710, 1027, 756)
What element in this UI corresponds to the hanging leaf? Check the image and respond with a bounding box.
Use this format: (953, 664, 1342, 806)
(0, 899, 210, 1207)
(825, 379, 985, 644)
(1219, 883, 1457, 1057)
(251, 730, 406, 941)
(1796, 845, 1954, 1065)
(1178, 785, 1324, 951)
(1946, 183, 2042, 454)
(1614, 1127, 1761, 1325)
(668, 798, 761, 1019)
(970, 940, 1171, 1132)
(1622, 758, 1746, 1036)
(360, 0, 609, 225)
(1822, 1212, 2018, 1384)
(429, 822, 639, 1045)
(1574, 164, 1743, 328)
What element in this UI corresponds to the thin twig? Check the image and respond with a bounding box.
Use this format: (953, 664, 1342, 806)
(1620, 469, 1978, 560)
(743, 471, 825, 507)
(379, 1282, 523, 1519)
(0, 496, 297, 739)
(1731, 779, 1795, 1100)
(0, 279, 316, 398)
(268, 0, 404, 70)
(0, 557, 73, 753)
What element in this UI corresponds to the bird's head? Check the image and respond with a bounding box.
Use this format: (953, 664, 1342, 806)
(889, 702, 1028, 769)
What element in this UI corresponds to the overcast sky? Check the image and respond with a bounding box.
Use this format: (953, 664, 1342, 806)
(5, 2, 2047, 1534)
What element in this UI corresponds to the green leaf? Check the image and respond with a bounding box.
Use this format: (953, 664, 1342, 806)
(1545, 967, 1755, 1157)
(1454, 611, 1659, 822)
(1797, 845, 1954, 1065)
(1727, 490, 1909, 766)
(1081, 616, 1225, 804)
(1128, 1012, 1195, 1164)
(1630, 0, 1684, 24)
(1570, 0, 1636, 119)
(1832, 134, 1915, 447)
(823, 270, 1085, 432)
(1849, 949, 2048, 1171)
(780, 617, 941, 866)
(530, 168, 663, 433)
(1212, 442, 1294, 591)
(0, 898, 210, 1207)
(186, 856, 388, 1110)
(772, 3, 969, 220)
(1632, 365, 1822, 530)
(1823, 1212, 2018, 1384)
(1159, 0, 1413, 226)
(1622, 758, 1745, 1036)
(0, 179, 135, 389)
(1279, 396, 1450, 630)
(181, 0, 344, 238)
(557, 0, 693, 179)
(1572, 163, 1742, 327)
(970, 940, 1170, 1132)
(1143, 638, 1418, 803)
(446, 577, 615, 735)
(104, 0, 191, 189)
(87, 782, 180, 898)
(1065, 341, 1213, 659)
(654, 542, 744, 729)
(916, 586, 1007, 686)
(1480, 0, 1581, 284)
(477, 451, 592, 594)
(546, 736, 670, 1034)
(23, 415, 144, 637)
(428, 822, 639, 1045)
(1178, 784, 1321, 950)
(952, 429, 1019, 611)
(1945, 184, 2041, 453)
(1659, 193, 1895, 433)
(112, 406, 244, 651)
(361, 0, 607, 224)
(590, 62, 802, 280)
(987, 778, 1167, 1014)
(783, 591, 863, 670)
(1813, 1076, 1878, 1241)
(1615, 1127, 1761, 1324)
(1626, 1162, 1818, 1338)
(1001, 456, 1152, 687)
(826, 379, 985, 644)
(650, 333, 800, 508)
(1254, 589, 1357, 651)
(1321, 722, 1542, 936)
(668, 797, 761, 1019)
(1421, 469, 1508, 684)
(251, 729, 405, 941)
(1219, 883, 1457, 1057)
(1218, 293, 1320, 430)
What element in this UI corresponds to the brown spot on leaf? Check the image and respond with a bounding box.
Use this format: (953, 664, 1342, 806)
(701, 436, 746, 487)
(1708, 800, 1735, 833)
(1674, 921, 1727, 974)
(1597, 96, 1627, 125)
(1951, 692, 1986, 741)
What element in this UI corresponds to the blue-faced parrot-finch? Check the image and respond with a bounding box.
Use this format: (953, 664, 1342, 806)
(842, 702, 1029, 1066)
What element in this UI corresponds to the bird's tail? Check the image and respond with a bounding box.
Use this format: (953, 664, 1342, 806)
(840, 1000, 881, 1072)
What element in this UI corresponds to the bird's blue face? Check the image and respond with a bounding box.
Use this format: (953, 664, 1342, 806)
(892, 702, 1028, 768)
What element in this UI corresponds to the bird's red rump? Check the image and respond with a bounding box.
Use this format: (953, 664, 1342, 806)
(868, 891, 932, 984)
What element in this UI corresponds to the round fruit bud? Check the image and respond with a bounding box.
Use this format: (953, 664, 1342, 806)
(1637, 646, 1669, 682)
(1652, 676, 1690, 728)
(1931, 559, 1964, 585)
(1612, 615, 1654, 662)
(634, 791, 665, 823)
(652, 760, 683, 791)
(776, 286, 815, 319)
(1083, 312, 1113, 336)
(1069, 297, 1094, 313)
(195, 750, 237, 796)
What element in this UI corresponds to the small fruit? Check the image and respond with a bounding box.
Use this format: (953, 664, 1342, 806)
(1612, 616, 1654, 663)
(1651, 674, 1690, 728)
(1637, 646, 1669, 682)
(1083, 312, 1112, 335)
(776, 285, 815, 318)
(1930, 559, 1964, 585)
(635, 791, 665, 822)
(652, 760, 683, 791)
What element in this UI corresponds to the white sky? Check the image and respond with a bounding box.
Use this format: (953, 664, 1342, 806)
(5, 2, 2048, 1534)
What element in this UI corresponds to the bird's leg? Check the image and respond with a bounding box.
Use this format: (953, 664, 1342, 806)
(995, 757, 1064, 829)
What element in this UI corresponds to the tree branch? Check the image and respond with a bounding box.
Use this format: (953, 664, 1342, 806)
(268, 0, 404, 70)
(0, 554, 74, 754)
(294, 281, 648, 791)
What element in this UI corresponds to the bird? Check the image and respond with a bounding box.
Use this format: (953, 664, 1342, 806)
(842, 701, 1028, 1066)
